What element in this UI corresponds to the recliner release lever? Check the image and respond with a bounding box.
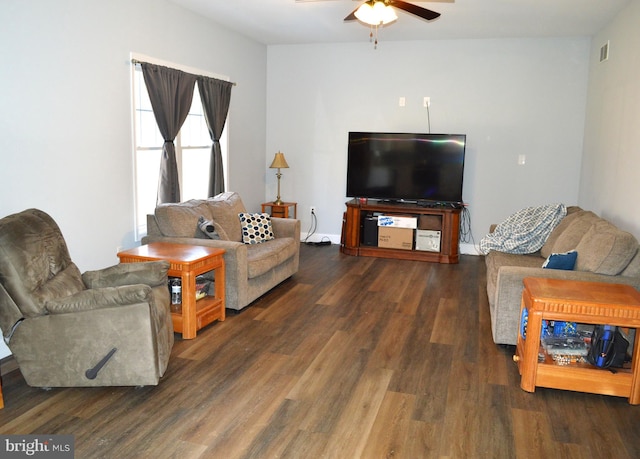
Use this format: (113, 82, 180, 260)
(85, 347, 117, 380)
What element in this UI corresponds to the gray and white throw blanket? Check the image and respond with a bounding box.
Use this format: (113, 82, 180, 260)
(479, 203, 567, 254)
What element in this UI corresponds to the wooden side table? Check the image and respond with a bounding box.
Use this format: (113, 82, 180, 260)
(118, 242, 225, 339)
(261, 201, 297, 219)
(515, 277, 640, 404)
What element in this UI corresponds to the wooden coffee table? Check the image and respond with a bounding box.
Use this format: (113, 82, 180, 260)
(118, 242, 225, 339)
(515, 277, 640, 404)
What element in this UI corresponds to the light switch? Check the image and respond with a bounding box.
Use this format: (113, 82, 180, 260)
(518, 154, 526, 165)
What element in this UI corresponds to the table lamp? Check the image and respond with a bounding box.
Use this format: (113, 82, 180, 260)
(269, 151, 289, 205)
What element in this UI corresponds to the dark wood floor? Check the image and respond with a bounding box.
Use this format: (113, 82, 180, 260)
(1, 244, 639, 458)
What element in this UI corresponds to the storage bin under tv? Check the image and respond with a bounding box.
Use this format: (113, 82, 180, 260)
(340, 199, 461, 263)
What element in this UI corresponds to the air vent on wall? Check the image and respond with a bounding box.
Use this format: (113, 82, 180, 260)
(600, 40, 609, 62)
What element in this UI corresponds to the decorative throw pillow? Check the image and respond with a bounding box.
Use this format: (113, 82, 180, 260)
(238, 213, 274, 244)
(197, 216, 220, 240)
(542, 250, 578, 270)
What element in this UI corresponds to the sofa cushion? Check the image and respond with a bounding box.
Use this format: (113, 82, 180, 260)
(155, 199, 213, 238)
(574, 220, 638, 275)
(239, 213, 275, 244)
(246, 237, 297, 279)
(206, 192, 247, 242)
(540, 206, 582, 258)
(542, 210, 600, 257)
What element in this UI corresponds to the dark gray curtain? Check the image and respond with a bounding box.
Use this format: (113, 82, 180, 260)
(198, 76, 233, 197)
(141, 63, 197, 204)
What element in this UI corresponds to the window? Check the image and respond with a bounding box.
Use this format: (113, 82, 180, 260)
(131, 65, 228, 239)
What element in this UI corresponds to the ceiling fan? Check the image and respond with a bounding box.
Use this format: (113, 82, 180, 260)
(343, 1, 441, 24)
(295, 1, 444, 48)
(294, 0, 444, 24)
(344, 1, 441, 48)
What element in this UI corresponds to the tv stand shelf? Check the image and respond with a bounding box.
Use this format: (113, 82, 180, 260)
(340, 199, 461, 263)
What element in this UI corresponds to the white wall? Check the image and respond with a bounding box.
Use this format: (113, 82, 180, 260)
(580, 0, 640, 236)
(0, 0, 267, 358)
(0, 0, 267, 266)
(266, 38, 590, 249)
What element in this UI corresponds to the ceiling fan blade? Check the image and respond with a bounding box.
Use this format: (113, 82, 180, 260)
(390, 1, 441, 21)
(344, 6, 359, 22)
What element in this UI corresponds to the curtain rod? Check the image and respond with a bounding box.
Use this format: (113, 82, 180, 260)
(131, 59, 237, 86)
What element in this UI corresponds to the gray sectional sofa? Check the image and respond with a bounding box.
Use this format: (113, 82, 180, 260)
(485, 207, 640, 345)
(143, 192, 300, 311)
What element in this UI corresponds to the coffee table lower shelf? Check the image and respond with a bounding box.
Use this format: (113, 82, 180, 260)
(171, 295, 225, 335)
(516, 346, 635, 399)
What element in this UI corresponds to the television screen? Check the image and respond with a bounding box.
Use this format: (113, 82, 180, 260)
(346, 132, 466, 204)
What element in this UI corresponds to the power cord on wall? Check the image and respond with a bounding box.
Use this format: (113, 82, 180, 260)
(303, 209, 331, 246)
(459, 205, 476, 249)
(424, 101, 475, 250)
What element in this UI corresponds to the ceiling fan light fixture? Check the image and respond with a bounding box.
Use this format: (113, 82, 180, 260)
(379, 3, 398, 25)
(354, 2, 375, 24)
(355, 1, 397, 26)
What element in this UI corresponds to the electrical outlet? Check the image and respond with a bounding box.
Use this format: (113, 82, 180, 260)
(423, 96, 431, 108)
(310, 206, 316, 215)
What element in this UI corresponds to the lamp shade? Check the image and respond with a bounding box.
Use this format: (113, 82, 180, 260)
(270, 151, 289, 169)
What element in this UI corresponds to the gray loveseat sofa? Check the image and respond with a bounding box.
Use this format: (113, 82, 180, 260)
(485, 207, 640, 345)
(143, 192, 300, 311)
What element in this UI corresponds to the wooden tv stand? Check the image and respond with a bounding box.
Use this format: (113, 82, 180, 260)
(340, 199, 461, 263)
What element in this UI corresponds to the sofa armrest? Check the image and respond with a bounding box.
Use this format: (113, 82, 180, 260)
(83, 261, 169, 289)
(271, 218, 300, 241)
(44, 285, 154, 314)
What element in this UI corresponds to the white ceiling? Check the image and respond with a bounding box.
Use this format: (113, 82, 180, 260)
(168, 0, 631, 45)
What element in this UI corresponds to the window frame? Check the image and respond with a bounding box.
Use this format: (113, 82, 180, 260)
(130, 53, 230, 240)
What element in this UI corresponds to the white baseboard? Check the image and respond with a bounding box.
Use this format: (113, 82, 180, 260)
(460, 243, 482, 256)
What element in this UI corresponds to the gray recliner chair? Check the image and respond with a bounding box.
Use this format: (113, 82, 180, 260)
(0, 208, 174, 387)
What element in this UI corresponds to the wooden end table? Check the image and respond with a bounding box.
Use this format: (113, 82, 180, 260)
(118, 242, 225, 339)
(261, 201, 297, 219)
(515, 277, 640, 404)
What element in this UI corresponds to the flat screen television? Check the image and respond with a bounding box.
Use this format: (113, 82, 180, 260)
(346, 132, 466, 204)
